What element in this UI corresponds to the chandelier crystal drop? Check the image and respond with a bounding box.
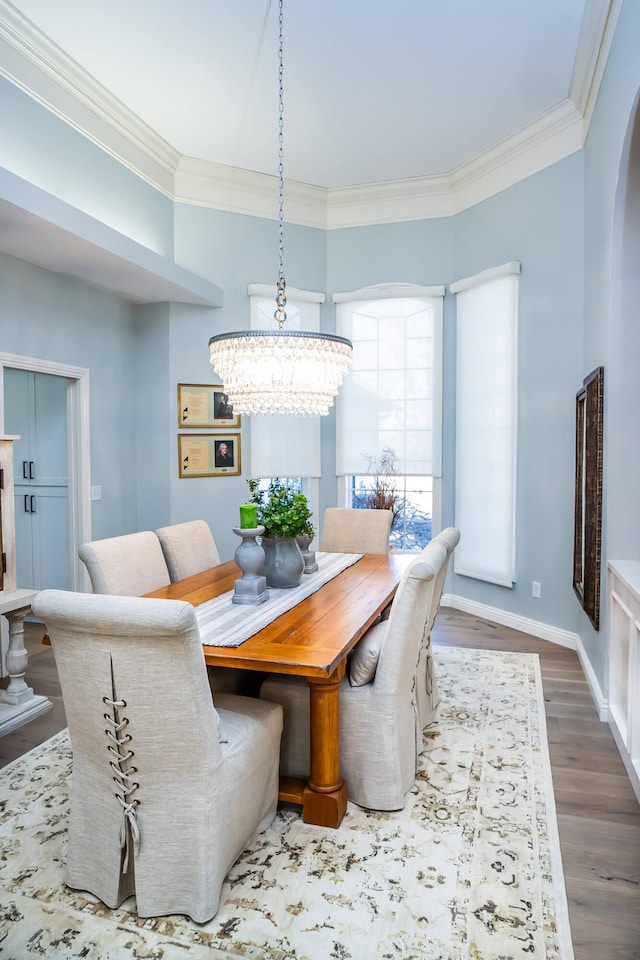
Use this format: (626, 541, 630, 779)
(207, 0, 352, 416)
(209, 330, 353, 417)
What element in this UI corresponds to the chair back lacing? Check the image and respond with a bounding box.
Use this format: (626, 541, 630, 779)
(424, 596, 444, 699)
(103, 694, 140, 871)
(412, 591, 437, 751)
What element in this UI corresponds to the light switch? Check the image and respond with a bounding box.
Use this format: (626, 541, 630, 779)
(91, 485, 102, 501)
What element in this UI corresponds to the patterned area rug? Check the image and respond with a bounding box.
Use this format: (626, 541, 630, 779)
(0, 647, 574, 960)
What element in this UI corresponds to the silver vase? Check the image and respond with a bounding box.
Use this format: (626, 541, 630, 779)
(296, 534, 318, 574)
(262, 536, 305, 588)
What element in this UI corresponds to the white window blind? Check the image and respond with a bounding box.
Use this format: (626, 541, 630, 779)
(451, 262, 519, 586)
(334, 284, 444, 477)
(248, 285, 323, 478)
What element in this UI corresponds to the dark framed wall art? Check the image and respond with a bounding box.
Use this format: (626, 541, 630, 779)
(573, 366, 604, 630)
(177, 383, 240, 428)
(178, 433, 241, 478)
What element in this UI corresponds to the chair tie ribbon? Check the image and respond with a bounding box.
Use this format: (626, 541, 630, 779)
(103, 695, 141, 872)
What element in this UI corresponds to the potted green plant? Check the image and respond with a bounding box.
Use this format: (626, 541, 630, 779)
(247, 479, 315, 587)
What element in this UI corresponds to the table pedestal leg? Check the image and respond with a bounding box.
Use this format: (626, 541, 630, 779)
(302, 663, 348, 828)
(0, 606, 52, 736)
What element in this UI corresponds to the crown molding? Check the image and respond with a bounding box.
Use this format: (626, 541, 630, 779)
(449, 99, 584, 214)
(570, 0, 621, 130)
(326, 99, 584, 227)
(0, 0, 618, 228)
(175, 97, 585, 229)
(0, 0, 179, 195)
(174, 157, 328, 229)
(326, 174, 455, 228)
(177, 99, 583, 229)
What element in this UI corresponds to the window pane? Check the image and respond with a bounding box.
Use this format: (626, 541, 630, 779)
(336, 293, 443, 477)
(349, 475, 433, 553)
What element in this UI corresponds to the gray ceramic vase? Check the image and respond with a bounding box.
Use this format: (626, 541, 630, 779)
(262, 536, 305, 588)
(296, 534, 318, 574)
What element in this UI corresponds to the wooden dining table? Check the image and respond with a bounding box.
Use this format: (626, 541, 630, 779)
(145, 551, 410, 828)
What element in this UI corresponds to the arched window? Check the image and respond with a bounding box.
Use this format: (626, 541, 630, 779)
(334, 283, 444, 552)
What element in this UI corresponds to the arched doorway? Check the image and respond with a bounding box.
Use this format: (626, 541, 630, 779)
(605, 88, 640, 802)
(607, 90, 640, 560)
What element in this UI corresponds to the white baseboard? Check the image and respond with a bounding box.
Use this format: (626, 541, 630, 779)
(441, 593, 607, 720)
(441, 593, 579, 647)
(574, 634, 608, 721)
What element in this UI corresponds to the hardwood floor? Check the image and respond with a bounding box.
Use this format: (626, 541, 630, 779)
(434, 609, 640, 960)
(2, 610, 639, 959)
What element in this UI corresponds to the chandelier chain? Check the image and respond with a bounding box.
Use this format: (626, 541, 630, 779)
(207, 0, 352, 417)
(274, 0, 287, 329)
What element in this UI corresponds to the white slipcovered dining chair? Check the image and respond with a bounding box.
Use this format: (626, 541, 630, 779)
(415, 526, 460, 729)
(260, 537, 449, 811)
(79, 531, 171, 596)
(31, 589, 283, 923)
(155, 519, 221, 582)
(155, 518, 257, 696)
(320, 507, 393, 554)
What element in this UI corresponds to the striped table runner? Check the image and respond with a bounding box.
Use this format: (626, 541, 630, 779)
(196, 551, 362, 647)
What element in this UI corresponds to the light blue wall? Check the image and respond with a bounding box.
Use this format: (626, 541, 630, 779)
(0, 251, 139, 539)
(171, 203, 327, 560)
(133, 303, 173, 532)
(581, 0, 640, 683)
(451, 155, 585, 634)
(0, 77, 174, 257)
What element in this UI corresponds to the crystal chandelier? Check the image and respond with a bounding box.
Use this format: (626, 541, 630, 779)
(208, 0, 352, 417)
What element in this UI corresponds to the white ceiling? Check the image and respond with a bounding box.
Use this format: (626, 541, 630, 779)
(7, 0, 594, 190)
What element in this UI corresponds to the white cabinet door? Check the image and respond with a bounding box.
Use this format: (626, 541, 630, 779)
(4, 369, 70, 592)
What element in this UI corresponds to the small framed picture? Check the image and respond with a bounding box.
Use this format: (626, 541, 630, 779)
(178, 433, 241, 478)
(177, 383, 240, 428)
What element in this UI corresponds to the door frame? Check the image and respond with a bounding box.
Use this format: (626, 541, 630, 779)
(0, 352, 91, 591)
